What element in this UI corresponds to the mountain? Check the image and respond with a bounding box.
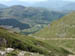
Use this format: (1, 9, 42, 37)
(0, 4, 7, 9)
(0, 27, 72, 56)
(32, 0, 71, 10)
(34, 12, 75, 38)
(0, 5, 64, 26)
(32, 1, 75, 12)
(60, 3, 75, 12)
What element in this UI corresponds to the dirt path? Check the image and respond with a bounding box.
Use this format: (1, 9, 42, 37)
(35, 38, 75, 40)
(29, 35, 75, 40)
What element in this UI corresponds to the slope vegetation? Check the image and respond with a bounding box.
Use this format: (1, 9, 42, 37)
(33, 12, 75, 56)
(34, 12, 75, 38)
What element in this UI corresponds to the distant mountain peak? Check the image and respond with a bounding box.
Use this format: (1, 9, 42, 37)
(10, 5, 25, 9)
(0, 4, 8, 9)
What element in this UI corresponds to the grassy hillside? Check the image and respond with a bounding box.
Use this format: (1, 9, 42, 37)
(33, 12, 75, 56)
(0, 28, 50, 55)
(34, 12, 75, 38)
(0, 27, 72, 56)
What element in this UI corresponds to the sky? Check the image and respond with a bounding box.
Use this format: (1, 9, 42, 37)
(0, 0, 75, 6)
(0, 0, 47, 6)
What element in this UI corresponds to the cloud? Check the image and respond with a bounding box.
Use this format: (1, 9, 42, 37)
(18, 0, 48, 2)
(0, 0, 12, 2)
(63, 0, 75, 2)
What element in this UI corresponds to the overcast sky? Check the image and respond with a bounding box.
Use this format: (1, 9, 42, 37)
(0, 0, 75, 6)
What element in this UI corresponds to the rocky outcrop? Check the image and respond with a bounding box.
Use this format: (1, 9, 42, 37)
(0, 38, 7, 47)
(0, 48, 14, 56)
(0, 48, 44, 56)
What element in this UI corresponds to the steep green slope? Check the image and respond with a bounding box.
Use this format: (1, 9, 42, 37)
(34, 12, 75, 38)
(0, 27, 72, 56)
(0, 28, 50, 55)
(33, 12, 75, 56)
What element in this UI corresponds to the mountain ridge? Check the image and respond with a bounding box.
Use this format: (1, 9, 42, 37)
(0, 5, 64, 29)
